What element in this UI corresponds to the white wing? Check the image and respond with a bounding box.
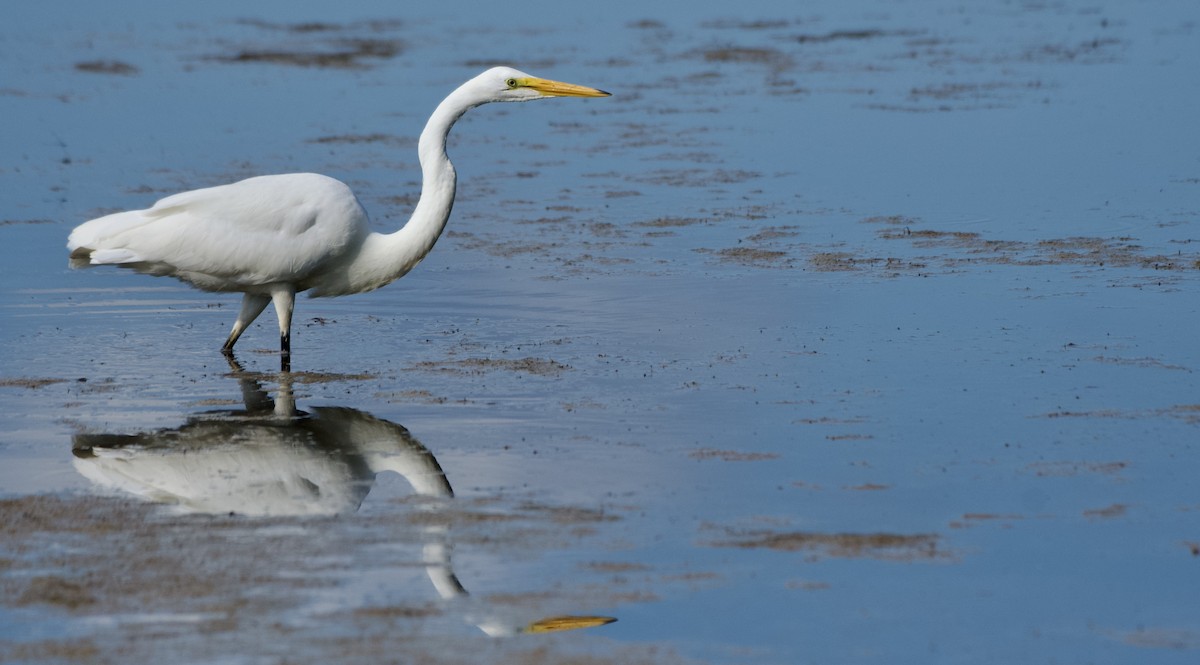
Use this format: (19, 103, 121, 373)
(68, 173, 370, 291)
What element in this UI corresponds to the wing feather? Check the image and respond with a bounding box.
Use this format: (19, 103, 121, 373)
(68, 174, 369, 291)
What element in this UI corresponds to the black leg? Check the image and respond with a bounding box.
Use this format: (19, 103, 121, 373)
(280, 332, 291, 373)
(271, 287, 295, 374)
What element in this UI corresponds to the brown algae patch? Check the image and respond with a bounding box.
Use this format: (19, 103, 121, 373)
(632, 216, 710, 229)
(809, 252, 865, 271)
(862, 215, 921, 226)
(517, 501, 619, 525)
(451, 233, 561, 259)
(745, 226, 802, 242)
(794, 29, 902, 44)
(376, 389, 454, 405)
(688, 448, 780, 462)
(1090, 355, 1189, 371)
(15, 576, 97, 610)
(0, 218, 55, 226)
(289, 371, 376, 384)
(713, 528, 945, 561)
(1117, 627, 1200, 650)
(1038, 404, 1200, 424)
(1024, 37, 1124, 64)
(403, 507, 525, 528)
(629, 168, 760, 187)
(186, 397, 242, 407)
(0, 377, 69, 389)
(352, 603, 442, 620)
(212, 39, 403, 68)
(1024, 460, 1128, 478)
(581, 561, 652, 574)
(702, 46, 783, 63)
(875, 225, 1200, 271)
(795, 217, 1200, 278)
(867, 81, 1051, 112)
(948, 513, 1026, 529)
(235, 18, 405, 33)
(699, 46, 793, 71)
(3, 639, 101, 663)
(224, 369, 374, 384)
(1083, 504, 1129, 520)
(825, 433, 874, 442)
(74, 60, 139, 75)
(710, 246, 791, 267)
(307, 133, 410, 146)
(411, 357, 570, 376)
(210, 21, 405, 69)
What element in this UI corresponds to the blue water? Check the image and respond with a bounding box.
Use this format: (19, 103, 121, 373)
(3, 1, 1199, 663)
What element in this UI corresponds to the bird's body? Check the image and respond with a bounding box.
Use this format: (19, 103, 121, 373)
(71, 173, 372, 294)
(68, 67, 609, 369)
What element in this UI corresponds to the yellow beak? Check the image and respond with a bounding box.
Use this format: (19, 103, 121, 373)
(523, 615, 618, 633)
(520, 77, 611, 98)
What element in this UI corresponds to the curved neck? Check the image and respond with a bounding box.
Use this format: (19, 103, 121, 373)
(338, 85, 482, 294)
(394, 86, 476, 261)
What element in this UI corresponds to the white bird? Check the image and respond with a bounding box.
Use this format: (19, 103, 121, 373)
(67, 67, 609, 370)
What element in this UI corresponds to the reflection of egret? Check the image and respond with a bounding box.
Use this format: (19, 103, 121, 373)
(72, 361, 614, 635)
(67, 68, 609, 370)
(73, 369, 449, 516)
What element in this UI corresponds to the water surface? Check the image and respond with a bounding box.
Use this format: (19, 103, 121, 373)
(2, 1, 1199, 663)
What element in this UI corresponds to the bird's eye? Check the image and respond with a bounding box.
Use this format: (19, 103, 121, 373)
(505, 78, 519, 89)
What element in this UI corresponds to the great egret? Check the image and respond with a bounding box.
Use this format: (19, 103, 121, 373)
(67, 67, 610, 370)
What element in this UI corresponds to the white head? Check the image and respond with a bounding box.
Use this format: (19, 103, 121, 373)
(419, 67, 609, 160)
(465, 66, 611, 104)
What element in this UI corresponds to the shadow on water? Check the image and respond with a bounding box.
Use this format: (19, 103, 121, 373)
(69, 357, 615, 639)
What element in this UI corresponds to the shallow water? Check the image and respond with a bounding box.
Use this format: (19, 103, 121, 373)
(3, 1, 1200, 663)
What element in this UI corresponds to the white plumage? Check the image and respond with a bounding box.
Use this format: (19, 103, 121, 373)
(68, 67, 609, 369)
(72, 174, 364, 291)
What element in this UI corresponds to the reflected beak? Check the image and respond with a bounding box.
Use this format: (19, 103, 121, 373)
(523, 615, 617, 633)
(521, 77, 611, 98)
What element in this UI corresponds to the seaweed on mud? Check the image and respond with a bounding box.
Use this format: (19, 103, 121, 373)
(711, 246, 790, 266)
(0, 377, 68, 389)
(794, 29, 901, 44)
(235, 18, 405, 33)
(410, 357, 570, 376)
(307, 133, 410, 146)
(633, 216, 709, 228)
(210, 32, 404, 69)
(701, 46, 789, 65)
(74, 60, 139, 75)
(807, 252, 865, 271)
(840, 220, 1200, 275)
(213, 38, 405, 68)
(713, 528, 945, 561)
(688, 448, 780, 462)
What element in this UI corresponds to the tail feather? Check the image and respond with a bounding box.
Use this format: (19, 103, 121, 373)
(67, 209, 156, 268)
(89, 248, 144, 265)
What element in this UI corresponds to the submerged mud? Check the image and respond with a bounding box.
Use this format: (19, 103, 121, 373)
(712, 528, 946, 562)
